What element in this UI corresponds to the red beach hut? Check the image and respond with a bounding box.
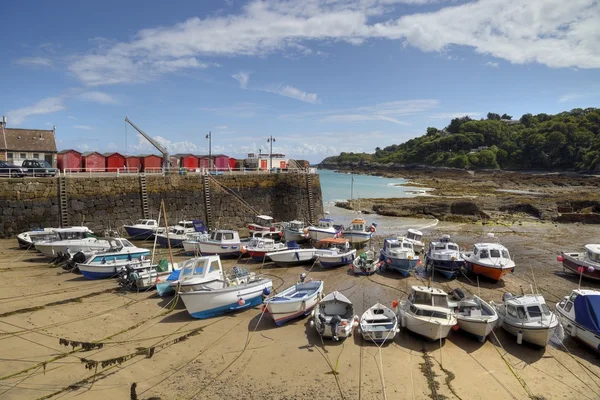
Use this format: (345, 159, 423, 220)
(125, 155, 141, 172)
(175, 154, 199, 170)
(104, 152, 126, 172)
(57, 149, 82, 172)
(140, 154, 162, 172)
(82, 152, 105, 172)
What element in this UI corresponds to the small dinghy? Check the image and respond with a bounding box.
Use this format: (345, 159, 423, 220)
(359, 303, 399, 343)
(350, 250, 381, 275)
(397, 285, 457, 341)
(555, 289, 599, 351)
(310, 291, 358, 340)
(493, 292, 561, 347)
(264, 274, 324, 326)
(447, 288, 498, 342)
(267, 244, 318, 267)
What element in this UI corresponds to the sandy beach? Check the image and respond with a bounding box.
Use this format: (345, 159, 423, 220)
(1, 220, 600, 400)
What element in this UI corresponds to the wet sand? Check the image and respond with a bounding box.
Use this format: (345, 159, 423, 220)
(1, 220, 600, 400)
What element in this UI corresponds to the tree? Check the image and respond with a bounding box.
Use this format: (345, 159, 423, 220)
(487, 112, 501, 120)
(426, 127, 438, 136)
(501, 113, 513, 120)
(446, 116, 473, 134)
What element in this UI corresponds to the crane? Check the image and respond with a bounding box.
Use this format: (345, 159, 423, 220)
(125, 116, 170, 170)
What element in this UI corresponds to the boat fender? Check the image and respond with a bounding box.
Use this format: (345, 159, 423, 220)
(517, 330, 523, 345)
(452, 288, 465, 300)
(301, 300, 306, 311)
(557, 323, 565, 341)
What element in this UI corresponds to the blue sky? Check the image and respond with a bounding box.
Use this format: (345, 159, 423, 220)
(1, 0, 599, 163)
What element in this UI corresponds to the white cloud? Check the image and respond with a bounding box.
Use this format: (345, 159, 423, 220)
(264, 84, 319, 104)
(232, 72, 250, 88)
(558, 93, 592, 102)
(61, 0, 599, 87)
(14, 57, 53, 67)
(129, 133, 199, 154)
(484, 61, 499, 68)
(6, 96, 65, 125)
(73, 124, 94, 130)
(429, 112, 481, 119)
(79, 91, 120, 104)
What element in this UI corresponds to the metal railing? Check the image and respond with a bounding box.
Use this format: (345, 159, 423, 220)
(0, 167, 57, 178)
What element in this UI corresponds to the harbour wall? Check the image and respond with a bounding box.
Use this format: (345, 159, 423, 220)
(0, 173, 323, 238)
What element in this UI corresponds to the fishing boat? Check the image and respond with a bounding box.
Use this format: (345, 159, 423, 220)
(242, 237, 288, 261)
(403, 229, 424, 254)
(122, 219, 165, 240)
(310, 291, 358, 340)
(189, 230, 242, 257)
(264, 275, 324, 326)
(168, 256, 225, 293)
(447, 288, 498, 342)
(396, 285, 457, 341)
(76, 238, 152, 279)
(179, 268, 273, 319)
(492, 292, 561, 347)
(424, 235, 465, 279)
(314, 238, 356, 268)
(35, 228, 110, 258)
(462, 241, 515, 282)
(342, 218, 376, 244)
(307, 218, 339, 241)
(16, 227, 61, 248)
(117, 259, 179, 290)
(284, 220, 309, 243)
(248, 215, 279, 232)
(558, 244, 600, 281)
(555, 289, 600, 351)
(379, 237, 419, 277)
(155, 220, 207, 248)
(359, 303, 399, 344)
(267, 245, 318, 267)
(350, 250, 381, 275)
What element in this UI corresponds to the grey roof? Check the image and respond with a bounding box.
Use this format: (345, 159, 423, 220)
(1, 128, 57, 152)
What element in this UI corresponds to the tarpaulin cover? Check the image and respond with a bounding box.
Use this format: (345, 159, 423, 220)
(574, 294, 600, 335)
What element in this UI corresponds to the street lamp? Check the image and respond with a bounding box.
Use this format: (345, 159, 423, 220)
(205, 131, 211, 170)
(267, 136, 275, 171)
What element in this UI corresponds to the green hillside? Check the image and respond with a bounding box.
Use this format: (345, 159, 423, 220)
(321, 108, 600, 171)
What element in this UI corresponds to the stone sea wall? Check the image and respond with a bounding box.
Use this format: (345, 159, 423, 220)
(0, 173, 323, 237)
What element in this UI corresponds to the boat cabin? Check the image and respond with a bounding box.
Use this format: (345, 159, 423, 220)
(105, 237, 137, 250)
(348, 219, 367, 231)
(248, 237, 276, 249)
(249, 215, 278, 231)
(55, 227, 94, 240)
(408, 286, 451, 318)
(429, 240, 460, 253)
(208, 230, 241, 243)
(504, 294, 552, 322)
(249, 230, 283, 241)
(178, 256, 223, 283)
(585, 244, 600, 264)
(288, 220, 305, 231)
(383, 238, 414, 252)
(132, 219, 158, 227)
(317, 218, 335, 229)
(407, 229, 423, 242)
(470, 243, 510, 261)
(315, 237, 350, 250)
(177, 220, 196, 230)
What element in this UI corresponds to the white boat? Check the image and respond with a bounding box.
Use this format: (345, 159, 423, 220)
(493, 292, 561, 347)
(359, 303, 399, 344)
(310, 291, 358, 340)
(307, 218, 339, 241)
(35, 228, 110, 258)
(397, 285, 457, 341)
(350, 250, 381, 275)
(342, 218, 375, 244)
(242, 237, 288, 261)
(402, 229, 424, 253)
(122, 219, 165, 240)
(462, 241, 515, 282)
(264, 276, 324, 326)
(76, 238, 152, 279)
(248, 215, 280, 232)
(379, 237, 419, 277)
(117, 259, 179, 290)
(188, 230, 242, 257)
(555, 289, 600, 351)
(17, 228, 60, 248)
(314, 238, 356, 268)
(267, 247, 318, 267)
(424, 235, 465, 279)
(179, 269, 273, 319)
(284, 220, 309, 243)
(447, 289, 498, 342)
(558, 244, 600, 281)
(155, 220, 207, 248)
(169, 256, 225, 293)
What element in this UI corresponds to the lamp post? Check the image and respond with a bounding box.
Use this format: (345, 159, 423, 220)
(205, 131, 211, 171)
(267, 136, 275, 171)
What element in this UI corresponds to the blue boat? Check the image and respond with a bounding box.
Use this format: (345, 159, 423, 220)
(424, 235, 465, 279)
(122, 219, 163, 240)
(77, 238, 152, 279)
(155, 220, 207, 248)
(379, 238, 419, 277)
(156, 269, 182, 296)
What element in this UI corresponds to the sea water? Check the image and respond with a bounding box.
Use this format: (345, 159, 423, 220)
(317, 169, 437, 234)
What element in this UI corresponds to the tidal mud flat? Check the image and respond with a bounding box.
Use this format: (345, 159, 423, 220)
(1, 220, 599, 400)
(332, 167, 600, 225)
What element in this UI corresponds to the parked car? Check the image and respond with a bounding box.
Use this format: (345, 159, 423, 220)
(21, 160, 58, 177)
(0, 161, 26, 177)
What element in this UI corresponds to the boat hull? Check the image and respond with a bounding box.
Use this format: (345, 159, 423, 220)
(284, 229, 309, 243)
(556, 308, 600, 351)
(343, 231, 372, 244)
(350, 261, 380, 275)
(35, 241, 110, 258)
(123, 226, 155, 240)
(318, 250, 356, 268)
(80, 264, 122, 279)
(180, 280, 272, 319)
(308, 228, 337, 242)
(427, 258, 465, 279)
(268, 250, 317, 267)
(501, 322, 557, 347)
(561, 254, 600, 281)
(465, 261, 513, 281)
(196, 242, 241, 257)
(456, 317, 497, 340)
(265, 282, 324, 326)
(156, 235, 185, 248)
(381, 255, 419, 277)
(156, 282, 174, 297)
(399, 311, 455, 340)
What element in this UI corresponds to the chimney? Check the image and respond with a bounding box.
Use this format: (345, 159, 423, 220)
(1, 116, 6, 128)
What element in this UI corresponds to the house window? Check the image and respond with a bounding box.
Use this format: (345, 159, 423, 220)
(6, 153, 13, 160)
(33, 153, 39, 159)
(20, 153, 26, 159)
(44, 154, 53, 164)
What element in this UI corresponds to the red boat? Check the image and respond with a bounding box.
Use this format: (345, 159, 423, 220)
(558, 244, 600, 281)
